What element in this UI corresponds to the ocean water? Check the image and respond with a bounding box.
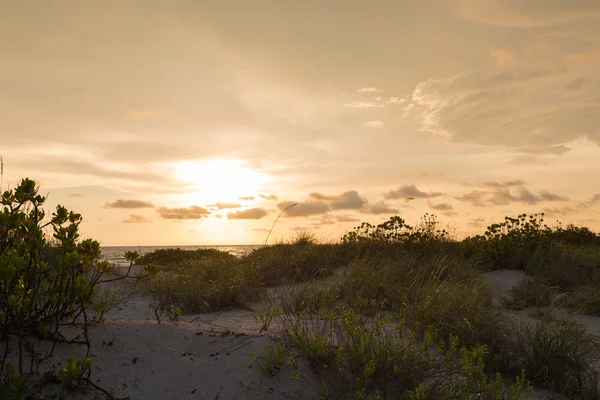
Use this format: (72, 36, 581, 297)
(100, 245, 262, 266)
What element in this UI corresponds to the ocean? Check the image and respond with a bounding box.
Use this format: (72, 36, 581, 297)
(100, 245, 262, 266)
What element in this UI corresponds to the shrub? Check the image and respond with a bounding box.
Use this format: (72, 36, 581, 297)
(0, 177, 142, 396)
(1, 179, 110, 362)
(136, 247, 236, 266)
(143, 256, 262, 313)
(282, 308, 532, 399)
(503, 319, 600, 398)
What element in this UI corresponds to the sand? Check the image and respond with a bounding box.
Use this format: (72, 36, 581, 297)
(3, 267, 599, 399)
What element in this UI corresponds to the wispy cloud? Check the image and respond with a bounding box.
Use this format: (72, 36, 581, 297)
(277, 201, 330, 217)
(384, 185, 445, 200)
(227, 207, 270, 220)
(364, 120, 384, 128)
(122, 214, 152, 224)
(104, 199, 154, 209)
(157, 206, 211, 220)
(209, 202, 242, 209)
(259, 194, 278, 201)
(357, 87, 382, 93)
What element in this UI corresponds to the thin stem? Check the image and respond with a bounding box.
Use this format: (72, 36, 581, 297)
(264, 203, 298, 245)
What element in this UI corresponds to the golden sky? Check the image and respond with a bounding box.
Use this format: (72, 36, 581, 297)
(2, 0, 600, 245)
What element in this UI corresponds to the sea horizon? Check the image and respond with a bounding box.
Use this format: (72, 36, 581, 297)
(101, 244, 262, 266)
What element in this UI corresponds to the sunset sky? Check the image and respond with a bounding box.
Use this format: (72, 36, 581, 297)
(2, 0, 600, 246)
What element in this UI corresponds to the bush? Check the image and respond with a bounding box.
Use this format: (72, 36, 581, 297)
(143, 255, 262, 313)
(503, 319, 600, 398)
(1, 179, 110, 355)
(136, 247, 236, 266)
(0, 177, 142, 396)
(282, 308, 532, 399)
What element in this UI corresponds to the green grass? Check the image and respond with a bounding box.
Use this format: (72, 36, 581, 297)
(503, 319, 600, 398)
(134, 212, 600, 398)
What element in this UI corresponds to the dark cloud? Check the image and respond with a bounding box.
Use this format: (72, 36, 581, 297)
(428, 201, 454, 211)
(311, 217, 336, 226)
(478, 180, 526, 188)
(277, 201, 330, 217)
(157, 205, 211, 220)
(457, 187, 569, 207)
(209, 202, 242, 209)
(383, 185, 444, 200)
(334, 214, 361, 223)
(309, 191, 367, 210)
(330, 191, 368, 210)
(309, 193, 337, 201)
(456, 191, 489, 207)
(104, 199, 154, 209)
(539, 191, 569, 202)
(259, 194, 278, 201)
(227, 207, 269, 220)
(69, 193, 86, 198)
(361, 201, 396, 215)
(239, 196, 256, 201)
(592, 194, 600, 203)
(122, 214, 152, 224)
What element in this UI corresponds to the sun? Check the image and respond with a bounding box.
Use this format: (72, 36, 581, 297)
(172, 159, 271, 205)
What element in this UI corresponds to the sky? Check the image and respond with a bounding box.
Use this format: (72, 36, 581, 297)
(2, 0, 600, 246)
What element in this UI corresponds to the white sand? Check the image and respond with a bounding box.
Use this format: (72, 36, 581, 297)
(3, 267, 599, 399)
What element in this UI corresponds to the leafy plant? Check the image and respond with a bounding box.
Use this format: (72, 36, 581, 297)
(57, 357, 92, 388)
(0, 364, 27, 400)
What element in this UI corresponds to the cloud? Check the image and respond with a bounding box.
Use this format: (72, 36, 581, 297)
(227, 207, 269, 220)
(428, 201, 454, 211)
(479, 180, 526, 188)
(122, 214, 152, 224)
(449, 0, 600, 28)
(489, 48, 517, 68)
(456, 191, 488, 207)
(334, 214, 361, 223)
(308, 191, 368, 210)
(357, 87, 382, 93)
(384, 185, 445, 200)
(259, 194, 278, 201)
(209, 202, 242, 209)
(157, 205, 211, 220)
(407, 68, 600, 149)
(69, 193, 86, 198)
(364, 120, 384, 128)
(387, 97, 406, 105)
(277, 201, 330, 217)
(361, 201, 395, 215)
(104, 199, 154, 209)
(564, 77, 586, 91)
(312, 217, 336, 226)
(539, 191, 569, 202)
(344, 101, 384, 108)
(239, 196, 255, 201)
(309, 193, 336, 201)
(457, 187, 569, 207)
(591, 194, 600, 203)
(252, 228, 270, 233)
(329, 191, 368, 210)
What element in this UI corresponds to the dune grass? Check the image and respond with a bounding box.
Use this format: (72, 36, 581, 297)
(135, 212, 600, 398)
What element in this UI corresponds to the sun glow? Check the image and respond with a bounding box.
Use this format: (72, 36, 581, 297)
(172, 159, 271, 205)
